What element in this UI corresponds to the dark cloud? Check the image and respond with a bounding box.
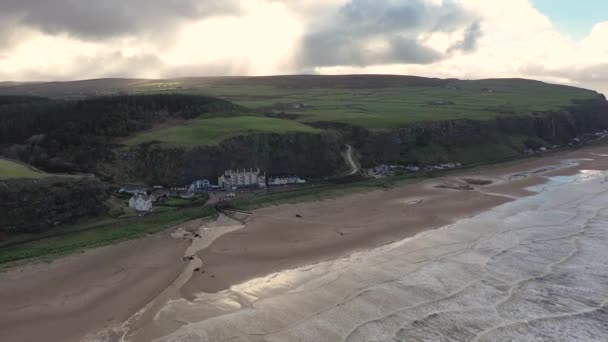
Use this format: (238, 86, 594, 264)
(299, 0, 481, 68)
(447, 21, 482, 54)
(0, 0, 240, 40)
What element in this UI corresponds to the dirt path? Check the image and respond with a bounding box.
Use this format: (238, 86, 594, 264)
(345, 144, 359, 176)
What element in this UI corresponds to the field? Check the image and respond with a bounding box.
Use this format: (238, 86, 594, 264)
(126, 116, 321, 147)
(0, 159, 49, 179)
(194, 80, 599, 130)
(0, 76, 599, 132)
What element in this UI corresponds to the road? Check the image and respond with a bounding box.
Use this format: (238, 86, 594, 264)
(345, 144, 359, 176)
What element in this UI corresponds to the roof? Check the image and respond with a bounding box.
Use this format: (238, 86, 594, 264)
(121, 185, 147, 191)
(132, 193, 151, 201)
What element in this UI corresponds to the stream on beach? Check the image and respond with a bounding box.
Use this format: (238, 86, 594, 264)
(110, 169, 608, 342)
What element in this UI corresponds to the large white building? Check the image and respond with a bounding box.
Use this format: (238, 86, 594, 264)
(218, 169, 266, 189)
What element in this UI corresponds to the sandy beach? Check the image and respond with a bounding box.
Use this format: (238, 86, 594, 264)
(2, 145, 608, 342)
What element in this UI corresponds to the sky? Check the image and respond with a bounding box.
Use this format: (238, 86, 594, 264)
(0, 0, 606, 95)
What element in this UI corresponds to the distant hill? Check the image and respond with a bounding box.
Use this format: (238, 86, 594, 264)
(1, 74, 597, 98)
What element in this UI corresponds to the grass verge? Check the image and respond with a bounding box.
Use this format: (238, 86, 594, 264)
(0, 206, 217, 267)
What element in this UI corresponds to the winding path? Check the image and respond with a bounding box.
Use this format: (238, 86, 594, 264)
(345, 144, 359, 176)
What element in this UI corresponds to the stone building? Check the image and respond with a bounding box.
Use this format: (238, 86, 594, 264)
(218, 169, 266, 189)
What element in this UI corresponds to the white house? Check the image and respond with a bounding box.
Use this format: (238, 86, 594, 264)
(129, 194, 153, 213)
(189, 179, 211, 192)
(268, 176, 306, 186)
(218, 169, 267, 189)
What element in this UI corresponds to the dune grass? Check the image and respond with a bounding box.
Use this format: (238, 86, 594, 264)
(126, 116, 321, 147)
(0, 159, 48, 180)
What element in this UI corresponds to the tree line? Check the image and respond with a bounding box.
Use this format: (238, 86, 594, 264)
(0, 94, 241, 173)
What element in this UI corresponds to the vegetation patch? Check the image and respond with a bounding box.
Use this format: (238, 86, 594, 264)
(0, 206, 217, 266)
(126, 116, 321, 147)
(0, 159, 49, 179)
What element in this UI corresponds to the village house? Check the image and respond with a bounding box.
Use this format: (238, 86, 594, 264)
(129, 193, 153, 213)
(188, 179, 211, 192)
(218, 168, 267, 190)
(268, 176, 306, 186)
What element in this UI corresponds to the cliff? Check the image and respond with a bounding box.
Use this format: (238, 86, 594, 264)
(315, 97, 608, 167)
(108, 131, 346, 185)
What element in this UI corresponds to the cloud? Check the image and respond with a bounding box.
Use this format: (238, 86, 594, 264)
(298, 0, 481, 68)
(0, 0, 240, 40)
(0, 0, 605, 97)
(447, 21, 482, 54)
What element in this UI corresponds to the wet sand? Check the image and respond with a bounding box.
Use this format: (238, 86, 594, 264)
(0, 232, 188, 342)
(2, 145, 608, 342)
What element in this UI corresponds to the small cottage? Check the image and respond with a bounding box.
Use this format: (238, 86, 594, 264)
(129, 194, 153, 213)
(189, 179, 211, 192)
(268, 176, 306, 186)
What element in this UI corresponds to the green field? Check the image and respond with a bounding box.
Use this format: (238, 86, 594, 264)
(126, 116, 321, 147)
(4, 76, 598, 132)
(194, 80, 598, 130)
(0, 159, 48, 179)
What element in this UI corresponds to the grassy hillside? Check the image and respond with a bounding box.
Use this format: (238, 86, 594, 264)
(0, 76, 599, 130)
(196, 80, 599, 130)
(125, 116, 321, 147)
(0, 159, 48, 179)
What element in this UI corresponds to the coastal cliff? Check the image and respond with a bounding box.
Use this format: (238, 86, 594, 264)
(317, 97, 608, 167)
(108, 131, 346, 185)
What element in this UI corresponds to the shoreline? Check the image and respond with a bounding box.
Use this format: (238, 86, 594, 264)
(2, 145, 608, 341)
(182, 150, 603, 296)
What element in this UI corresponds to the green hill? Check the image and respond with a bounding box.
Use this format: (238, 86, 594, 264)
(126, 116, 321, 147)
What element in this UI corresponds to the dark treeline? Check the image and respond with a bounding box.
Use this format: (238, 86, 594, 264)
(0, 94, 242, 173)
(0, 94, 239, 144)
(0, 95, 50, 106)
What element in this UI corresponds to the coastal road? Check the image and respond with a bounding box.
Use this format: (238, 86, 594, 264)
(345, 144, 359, 176)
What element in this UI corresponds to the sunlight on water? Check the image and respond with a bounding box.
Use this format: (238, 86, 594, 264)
(150, 170, 608, 342)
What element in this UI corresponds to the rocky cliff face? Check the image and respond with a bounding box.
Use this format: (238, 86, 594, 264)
(0, 177, 108, 236)
(110, 131, 346, 185)
(324, 98, 608, 167)
(105, 98, 608, 183)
